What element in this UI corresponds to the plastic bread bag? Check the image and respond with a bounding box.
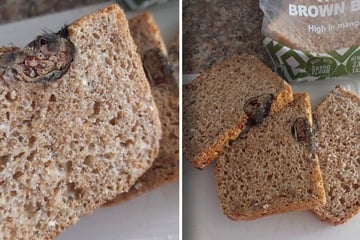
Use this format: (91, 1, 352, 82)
(260, 0, 360, 82)
(116, 0, 170, 10)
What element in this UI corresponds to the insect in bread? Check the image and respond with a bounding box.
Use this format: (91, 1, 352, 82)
(229, 93, 274, 145)
(243, 93, 274, 126)
(142, 48, 174, 86)
(291, 117, 317, 159)
(0, 26, 75, 85)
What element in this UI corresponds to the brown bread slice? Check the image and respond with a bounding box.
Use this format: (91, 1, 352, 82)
(106, 12, 179, 205)
(0, 4, 161, 239)
(183, 54, 293, 169)
(312, 86, 360, 225)
(216, 93, 326, 220)
(108, 87, 179, 204)
(128, 11, 167, 56)
(129, 12, 175, 89)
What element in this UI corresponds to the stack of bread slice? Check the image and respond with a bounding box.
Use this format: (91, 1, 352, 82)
(0, 4, 170, 239)
(183, 54, 360, 224)
(106, 11, 179, 205)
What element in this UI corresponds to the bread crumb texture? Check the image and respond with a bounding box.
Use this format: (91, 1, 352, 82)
(216, 94, 325, 220)
(128, 11, 168, 56)
(183, 54, 292, 169)
(107, 87, 179, 204)
(0, 4, 161, 239)
(313, 86, 360, 225)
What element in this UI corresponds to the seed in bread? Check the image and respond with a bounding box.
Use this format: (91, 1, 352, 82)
(216, 93, 326, 220)
(312, 86, 360, 225)
(0, 4, 161, 239)
(183, 54, 293, 169)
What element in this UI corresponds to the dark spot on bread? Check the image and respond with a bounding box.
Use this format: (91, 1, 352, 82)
(291, 117, 311, 142)
(243, 93, 274, 126)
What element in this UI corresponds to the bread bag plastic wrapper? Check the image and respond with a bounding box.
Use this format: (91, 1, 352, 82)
(116, 0, 169, 10)
(260, 0, 360, 82)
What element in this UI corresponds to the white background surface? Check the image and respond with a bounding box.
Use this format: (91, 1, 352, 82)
(183, 74, 360, 240)
(0, 1, 179, 240)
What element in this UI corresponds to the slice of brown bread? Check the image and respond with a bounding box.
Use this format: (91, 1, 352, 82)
(0, 4, 161, 239)
(128, 11, 167, 56)
(216, 93, 326, 220)
(129, 12, 175, 89)
(107, 87, 179, 204)
(106, 12, 179, 205)
(265, 7, 359, 52)
(312, 86, 360, 225)
(183, 54, 293, 169)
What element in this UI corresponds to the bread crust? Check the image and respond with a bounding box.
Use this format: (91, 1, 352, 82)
(0, 46, 19, 54)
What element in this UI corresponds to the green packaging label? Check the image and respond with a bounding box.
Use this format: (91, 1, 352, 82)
(305, 57, 337, 78)
(263, 36, 360, 82)
(346, 50, 360, 74)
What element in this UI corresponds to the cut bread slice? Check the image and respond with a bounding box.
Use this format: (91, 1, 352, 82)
(312, 86, 360, 225)
(265, 9, 359, 52)
(129, 11, 175, 89)
(0, 4, 161, 239)
(128, 11, 167, 56)
(216, 93, 326, 220)
(107, 87, 179, 204)
(183, 54, 293, 169)
(106, 12, 179, 205)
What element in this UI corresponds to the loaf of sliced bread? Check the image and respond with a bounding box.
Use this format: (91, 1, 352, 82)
(0, 4, 161, 239)
(216, 93, 326, 220)
(183, 54, 293, 169)
(106, 12, 179, 205)
(312, 86, 360, 225)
